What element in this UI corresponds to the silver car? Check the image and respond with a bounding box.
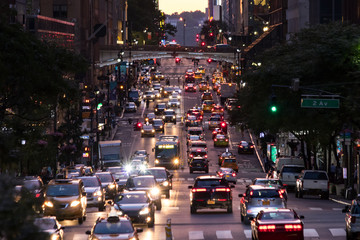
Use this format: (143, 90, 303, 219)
(343, 198, 360, 239)
(216, 167, 237, 184)
(239, 185, 286, 224)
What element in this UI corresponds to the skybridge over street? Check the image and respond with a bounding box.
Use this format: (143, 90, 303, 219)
(96, 45, 239, 68)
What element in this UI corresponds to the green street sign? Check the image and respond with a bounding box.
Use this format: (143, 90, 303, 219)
(301, 98, 339, 108)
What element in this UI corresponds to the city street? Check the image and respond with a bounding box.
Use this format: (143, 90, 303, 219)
(61, 58, 347, 240)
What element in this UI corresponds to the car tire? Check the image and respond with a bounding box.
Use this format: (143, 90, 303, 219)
(227, 204, 233, 213)
(98, 203, 105, 212)
(299, 189, 303, 198)
(190, 169, 193, 174)
(165, 190, 170, 199)
(78, 217, 83, 224)
(190, 205, 197, 214)
(156, 200, 162, 211)
(321, 192, 329, 200)
(148, 214, 155, 228)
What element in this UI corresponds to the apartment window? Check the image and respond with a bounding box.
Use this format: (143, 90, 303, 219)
(53, 4, 67, 18)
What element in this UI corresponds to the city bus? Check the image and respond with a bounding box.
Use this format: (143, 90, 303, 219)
(153, 136, 180, 169)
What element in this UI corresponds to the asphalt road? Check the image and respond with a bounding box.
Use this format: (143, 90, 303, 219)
(61, 58, 347, 240)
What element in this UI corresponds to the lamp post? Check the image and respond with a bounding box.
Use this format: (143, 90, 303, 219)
(179, 17, 186, 46)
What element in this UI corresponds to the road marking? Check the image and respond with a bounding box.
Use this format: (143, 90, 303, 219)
(329, 228, 346, 237)
(309, 207, 322, 211)
(304, 229, 319, 237)
(72, 234, 87, 240)
(243, 230, 252, 238)
(165, 206, 179, 210)
(189, 231, 204, 239)
(332, 208, 343, 211)
(179, 178, 185, 181)
(187, 178, 194, 181)
(216, 230, 233, 239)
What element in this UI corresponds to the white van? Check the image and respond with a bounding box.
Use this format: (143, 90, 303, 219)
(279, 165, 306, 187)
(275, 157, 304, 171)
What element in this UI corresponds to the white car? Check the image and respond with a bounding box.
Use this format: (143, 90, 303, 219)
(169, 91, 180, 99)
(167, 99, 180, 108)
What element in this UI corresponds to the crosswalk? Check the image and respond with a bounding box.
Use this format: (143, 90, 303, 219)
(72, 228, 347, 239)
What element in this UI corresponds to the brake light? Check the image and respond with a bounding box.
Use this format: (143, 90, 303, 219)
(213, 131, 217, 134)
(137, 123, 142, 127)
(239, 145, 244, 148)
(185, 87, 188, 89)
(258, 225, 276, 232)
(187, 114, 190, 117)
(197, 149, 202, 152)
(190, 154, 193, 158)
(216, 188, 231, 192)
(351, 216, 357, 223)
(214, 139, 217, 141)
(204, 155, 208, 158)
(219, 172, 224, 177)
(250, 191, 253, 196)
(221, 122, 226, 127)
(232, 172, 236, 177)
(280, 189, 286, 194)
(250, 145, 254, 148)
(192, 188, 207, 193)
(200, 116, 203, 119)
(221, 108, 224, 111)
(225, 139, 228, 142)
(218, 199, 227, 201)
(35, 193, 41, 198)
(285, 224, 302, 231)
(211, 108, 214, 111)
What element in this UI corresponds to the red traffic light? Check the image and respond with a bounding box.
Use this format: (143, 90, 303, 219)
(207, 58, 212, 63)
(196, 34, 199, 38)
(210, 32, 213, 37)
(175, 57, 181, 63)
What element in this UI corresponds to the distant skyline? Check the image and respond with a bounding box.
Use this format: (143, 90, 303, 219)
(159, 0, 207, 15)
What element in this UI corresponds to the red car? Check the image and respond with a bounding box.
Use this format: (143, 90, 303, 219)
(250, 209, 304, 240)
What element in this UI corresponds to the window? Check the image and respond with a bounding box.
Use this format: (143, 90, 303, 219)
(53, 4, 67, 18)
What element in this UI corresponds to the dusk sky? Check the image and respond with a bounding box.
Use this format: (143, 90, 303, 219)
(159, 0, 207, 15)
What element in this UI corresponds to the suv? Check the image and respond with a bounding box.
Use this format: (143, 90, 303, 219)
(342, 197, 360, 239)
(128, 89, 142, 106)
(295, 170, 329, 199)
(187, 147, 208, 165)
(239, 185, 286, 224)
(138, 167, 173, 198)
(279, 165, 305, 188)
(16, 176, 45, 213)
(188, 176, 234, 214)
(189, 156, 209, 173)
(43, 179, 87, 224)
(163, 109, 176, 123)
(77, 176, 106, 211)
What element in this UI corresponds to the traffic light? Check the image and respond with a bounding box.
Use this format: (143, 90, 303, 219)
(269, 95, 277, 113)
(196, 34, 199, 42)
(97, 102, 103, 110)
(207, 58, 212, 64)
(210, 32, 213, 37)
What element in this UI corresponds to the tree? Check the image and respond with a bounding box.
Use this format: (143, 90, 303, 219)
(231, 22, 360, 169)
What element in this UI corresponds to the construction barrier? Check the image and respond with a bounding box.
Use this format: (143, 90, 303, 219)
(165, 218, 173, 240)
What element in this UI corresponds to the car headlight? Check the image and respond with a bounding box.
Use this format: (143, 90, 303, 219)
(44, 201, 54, 208)
(70, 200, 80, 207)
(173, 158, 179, 164)
(93, 190, 102, 196)
(50, 233, 60, 240)
(172, 116, 175, 119)
(155, 159, 159, 164)
(162, 181, 169, 187)
(160, 125, 163, 128)
(155, 109, 158, 111)
(152, 130, 155, 132)
(162, 116, 165, 119)
(139, 207, 150, 215)
(141, 130, 144, 133)
(125, 165, 133, 173)
(108, 184, 116, 189)
(151, 187, 160, 196)
(164, 91, 167, 94)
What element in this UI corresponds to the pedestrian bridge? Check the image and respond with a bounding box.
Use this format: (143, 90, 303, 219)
(96, 45, 238, 68)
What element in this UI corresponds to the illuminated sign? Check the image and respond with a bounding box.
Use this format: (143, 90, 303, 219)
(158, 144, 175, 149)
(83, 152, 89, 158)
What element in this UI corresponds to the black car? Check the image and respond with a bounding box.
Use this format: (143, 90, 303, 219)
(128, 89, 142, 106)
(138, 167, 173, 198)
(154, 103, 166, 115)
(163, 109, 176, 123)
(125, 175, 162, 210)
(95, 172, 118, 199)
(185, 83, 196, 92)
(16, 176, 45, 213)
(114, 191, 155, 228)
(188, 176, 234, 214)
(153, 119, 165, 133)
(238, 141, 255, 154)
(189, 156, 209, 173)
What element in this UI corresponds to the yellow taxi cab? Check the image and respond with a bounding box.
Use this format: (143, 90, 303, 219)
(201, 91, 213, 101)
(199, 81, 210, 91)
(211, 105, 224, 114)
(220, 156, 238, 172)
(197, 66, 205, 74)
(202, 100, 215, 112)
(195, 71, 202, 80)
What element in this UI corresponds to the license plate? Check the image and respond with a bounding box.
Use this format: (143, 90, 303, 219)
(207, 200, 215, 204)
(226, 175, 230, 178)
(262, 200, 270, 205)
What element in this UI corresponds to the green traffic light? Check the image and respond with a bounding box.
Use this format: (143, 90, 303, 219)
(270, 106, 277, 112)
(97, 103, 103, 110)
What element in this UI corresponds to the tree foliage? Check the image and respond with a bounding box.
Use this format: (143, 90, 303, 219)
(231, 22, 360, 168)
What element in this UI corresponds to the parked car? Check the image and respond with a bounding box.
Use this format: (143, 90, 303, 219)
(295, 170, 329, 199)
(342, 197, 360, 240)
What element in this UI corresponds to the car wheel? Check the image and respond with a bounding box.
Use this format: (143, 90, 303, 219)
(299, 189, 303, 198)
(227, 204, 233, 213)
(190, 205, 197, 214)
(190, 169, 193, 174)
(98, 203, 105, 211)
(148, 214, 155, 228)
(156, 200, 162, 211)
(78, 217, 83, 224)
(165, 190, 170, 199)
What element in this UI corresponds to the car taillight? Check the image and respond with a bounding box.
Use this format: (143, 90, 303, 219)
(239, 145, 243, 148)
(213, 131, 217, 134)
(211, 108, 214, 111)
(280, 189, 286, 194)
(250, 145, 254, 148)
(35, 193, 41, 198)
(214, 139, 217, 141)
(216, 188, 231, 192)
(232, 172, 236, 177)
(205, 155, 208, 158)
(258, 225, 276, 232)
(221, 108, 224, 111)
(285, 224, 302, 231)
(200, 116, 203, 119)
(221, 122, 226, 127)
(219, 173, 224, 177)
(185, 87, 188, 89)
(351, 216, 356, 223)
(190, 154, 193, 158)
(137, 123, 142, 127)
(192, 188, 207, 193)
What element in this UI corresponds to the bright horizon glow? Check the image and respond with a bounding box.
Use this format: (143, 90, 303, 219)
(159, 0, 207, 15)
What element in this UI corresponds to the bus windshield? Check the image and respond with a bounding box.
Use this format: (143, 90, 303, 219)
(155, 145, 178, 158)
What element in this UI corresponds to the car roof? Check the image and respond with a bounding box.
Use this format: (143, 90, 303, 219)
(248, 185, 278, 190)
(219, 167, 234, 171)
(121, 190, 147, 195)
(195, 175, 222, 180)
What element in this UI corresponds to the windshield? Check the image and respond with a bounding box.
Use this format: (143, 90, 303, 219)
(145, 169, 167, 178)
(210, 117, 221, 121)
(128, 91, 139, 98)
(260, 212, 295, 220)
(116, 193, 148, 204)
(188, 130, 202, 135)
(282, 167, 304, 173)
(195, 179, 227, 187)
(23, 180, 41, 190)
(103, 154, 120, 161)
(128, 178, 155, 188)
(34, 218, 57, 230)
(93, 221, 133, 234)
(252, 190, 280, 198)
(165, 111, 174, 116)
(155, 146, 178, 158)
(254, 179, 282, 186)
(189, 135, 201, 141)
(46, 185, 79, 197)
(304, 172, 328, 180)
(96, 174, 113, 183)
(78, 178, 100, 187)
(224, 159, 236, 163)
(153, 120, 163, 126)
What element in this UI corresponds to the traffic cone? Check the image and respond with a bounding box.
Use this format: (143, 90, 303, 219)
(165, 218, 173, 240)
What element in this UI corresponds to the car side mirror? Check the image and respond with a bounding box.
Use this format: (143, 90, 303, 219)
(238, 193, 244, 197)
(248, 216, 254, 221)
(188, 186, 193, 189)
(136, 228, 143, 233)
(85, 230, 91, 235)
(299, 215, 305, 219)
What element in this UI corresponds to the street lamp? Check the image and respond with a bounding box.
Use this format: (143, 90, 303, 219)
(179, 17, 186, 46)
